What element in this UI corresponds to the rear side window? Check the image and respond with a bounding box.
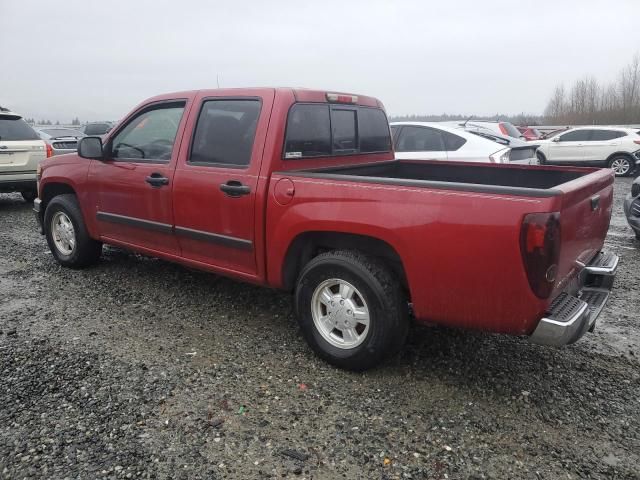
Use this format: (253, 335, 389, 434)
(441, 131, 466, 151)
(0, 118, 40, 141)
(590, 130, 627, 141)
(284, 104, 391, 159)
(396, 126, 445, 152)
(559, 130, 590, 142)
(190, 99, 261, 167)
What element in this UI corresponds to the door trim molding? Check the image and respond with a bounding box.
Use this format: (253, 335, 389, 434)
(174, 226, 253, 251)
(96, 211, 253, 251)
(96, 211, 173, 234)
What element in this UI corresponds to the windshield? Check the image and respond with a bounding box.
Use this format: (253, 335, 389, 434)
(41, 128, 85, 138)
(0, 117, 40, 141)
(500, 122, 522, 138)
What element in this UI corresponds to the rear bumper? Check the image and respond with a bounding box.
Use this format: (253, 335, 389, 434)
(529, 251, 618, 346)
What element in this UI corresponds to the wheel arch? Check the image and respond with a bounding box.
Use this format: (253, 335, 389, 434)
(281, 231, 409, 295)
(605, 151, 634, 164)
(41, 182, 77, 210)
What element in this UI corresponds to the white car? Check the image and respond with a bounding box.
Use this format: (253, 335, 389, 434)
(390, 122, 533, 164)
(0, 107, 47, 201)
(536, 126, 640, 176)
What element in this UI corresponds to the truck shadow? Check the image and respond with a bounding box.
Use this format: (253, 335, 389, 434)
(0, 193, 31, 211)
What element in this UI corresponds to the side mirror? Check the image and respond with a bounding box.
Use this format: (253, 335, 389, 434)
(78, 136, 104, 159)
(552, 136, 561, 142)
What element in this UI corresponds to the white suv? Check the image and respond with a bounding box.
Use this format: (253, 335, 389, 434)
(0, 108, 47, 201)
(536, 126, 640, 176)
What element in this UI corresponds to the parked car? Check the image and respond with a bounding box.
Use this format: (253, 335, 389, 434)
(391, 122, 511, 163)
(624, 176, 640, 239)
(517, 126, 542, 141)
(459, 120, 525, 140)
(82, 122, 114, 136)
(35, 88, 617, 371)
(536, 126, 640, 176)
(460, 128, 539, 164)
(0, 107, 47, 201)
(36, 127, 85, 155)
(540, 127, 570, 139)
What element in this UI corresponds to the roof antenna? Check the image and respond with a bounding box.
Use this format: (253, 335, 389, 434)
(462, 115, 473, 127)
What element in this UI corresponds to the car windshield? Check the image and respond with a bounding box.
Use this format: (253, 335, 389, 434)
(0, 117, 40, 141)
(41, 128, 84, 138)
(500, 122, 522, 138)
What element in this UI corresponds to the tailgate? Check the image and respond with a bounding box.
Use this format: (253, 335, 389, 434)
(0, 140, 45, 170)
(553, 168, 614, 295)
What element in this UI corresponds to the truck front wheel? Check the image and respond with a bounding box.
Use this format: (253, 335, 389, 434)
(295, 250, 408, 371)
(44, 194, 102, 268)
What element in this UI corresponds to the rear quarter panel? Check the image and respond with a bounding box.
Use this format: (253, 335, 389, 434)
(266, 173, 557, 335)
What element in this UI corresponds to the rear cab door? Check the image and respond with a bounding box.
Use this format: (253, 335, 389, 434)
(88, 95, 194, 255)
(171, 89, 275, 280)
(582, 129, 625, 163)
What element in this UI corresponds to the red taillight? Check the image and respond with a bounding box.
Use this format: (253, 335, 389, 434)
(633, 140, 640, 145)
(326, 93, 358, 104)
(45, 143, 53, 158)
(520, 212, 561, 299)
(498, 123, 508, 135)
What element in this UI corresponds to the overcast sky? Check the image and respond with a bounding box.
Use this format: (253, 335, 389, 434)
(1, 0, 639, 122)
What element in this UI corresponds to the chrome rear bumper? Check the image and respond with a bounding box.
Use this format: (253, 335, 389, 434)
(529, 251, 618, 346)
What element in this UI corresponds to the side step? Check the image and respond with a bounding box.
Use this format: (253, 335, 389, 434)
(584, 251, 619, 275)
(579, 287, 610, 332)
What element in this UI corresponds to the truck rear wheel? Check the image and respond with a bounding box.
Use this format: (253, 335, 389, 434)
(44, 194, 102, 268)
(295, 250, 408, 371)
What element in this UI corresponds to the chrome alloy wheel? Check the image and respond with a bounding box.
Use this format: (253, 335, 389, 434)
(311, 278, 370, 349)
(610, 157, 631, 176)
(51, 211, 76, 255)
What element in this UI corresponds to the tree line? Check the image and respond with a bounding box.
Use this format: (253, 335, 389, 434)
(544, 54, 640, 125)
(24, 118, 81, 126)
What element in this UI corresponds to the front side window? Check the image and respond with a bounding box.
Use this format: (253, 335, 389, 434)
(283, 103, 391, 159)
(558, 130, 590, 142)
(396, 126, 445, 152)
(111, 103, 185, 161)
(189, 99, 261, 167)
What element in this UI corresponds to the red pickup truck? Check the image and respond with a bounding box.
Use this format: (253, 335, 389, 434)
(34, 88, 618, 370)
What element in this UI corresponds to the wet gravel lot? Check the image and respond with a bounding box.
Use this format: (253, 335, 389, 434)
(1, 178, 639, 479)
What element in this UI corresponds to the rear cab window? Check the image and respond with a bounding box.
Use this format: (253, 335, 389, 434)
(284, 104, 391, 159)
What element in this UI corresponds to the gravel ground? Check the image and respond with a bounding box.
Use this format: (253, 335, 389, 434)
(1, 178, 639, 479)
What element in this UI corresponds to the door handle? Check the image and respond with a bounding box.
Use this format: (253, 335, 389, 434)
(220, 180, 250, 197)
(145, 173, 169, 187)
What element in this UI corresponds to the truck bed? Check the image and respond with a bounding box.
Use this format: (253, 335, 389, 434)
(285, 160, 590, 197)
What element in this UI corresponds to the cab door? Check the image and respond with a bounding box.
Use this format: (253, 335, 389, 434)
(172, 90, 274, 278)
(88, 99, 191, 255)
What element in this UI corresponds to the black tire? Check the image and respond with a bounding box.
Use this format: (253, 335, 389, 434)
(44, 194, 102, 268)
(608, 155, 633, 177)
(536, 151, 546, 165)
(635, 231, 640, 241)
(21, 190, 37, 202)
(294, 250, 408, 371)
